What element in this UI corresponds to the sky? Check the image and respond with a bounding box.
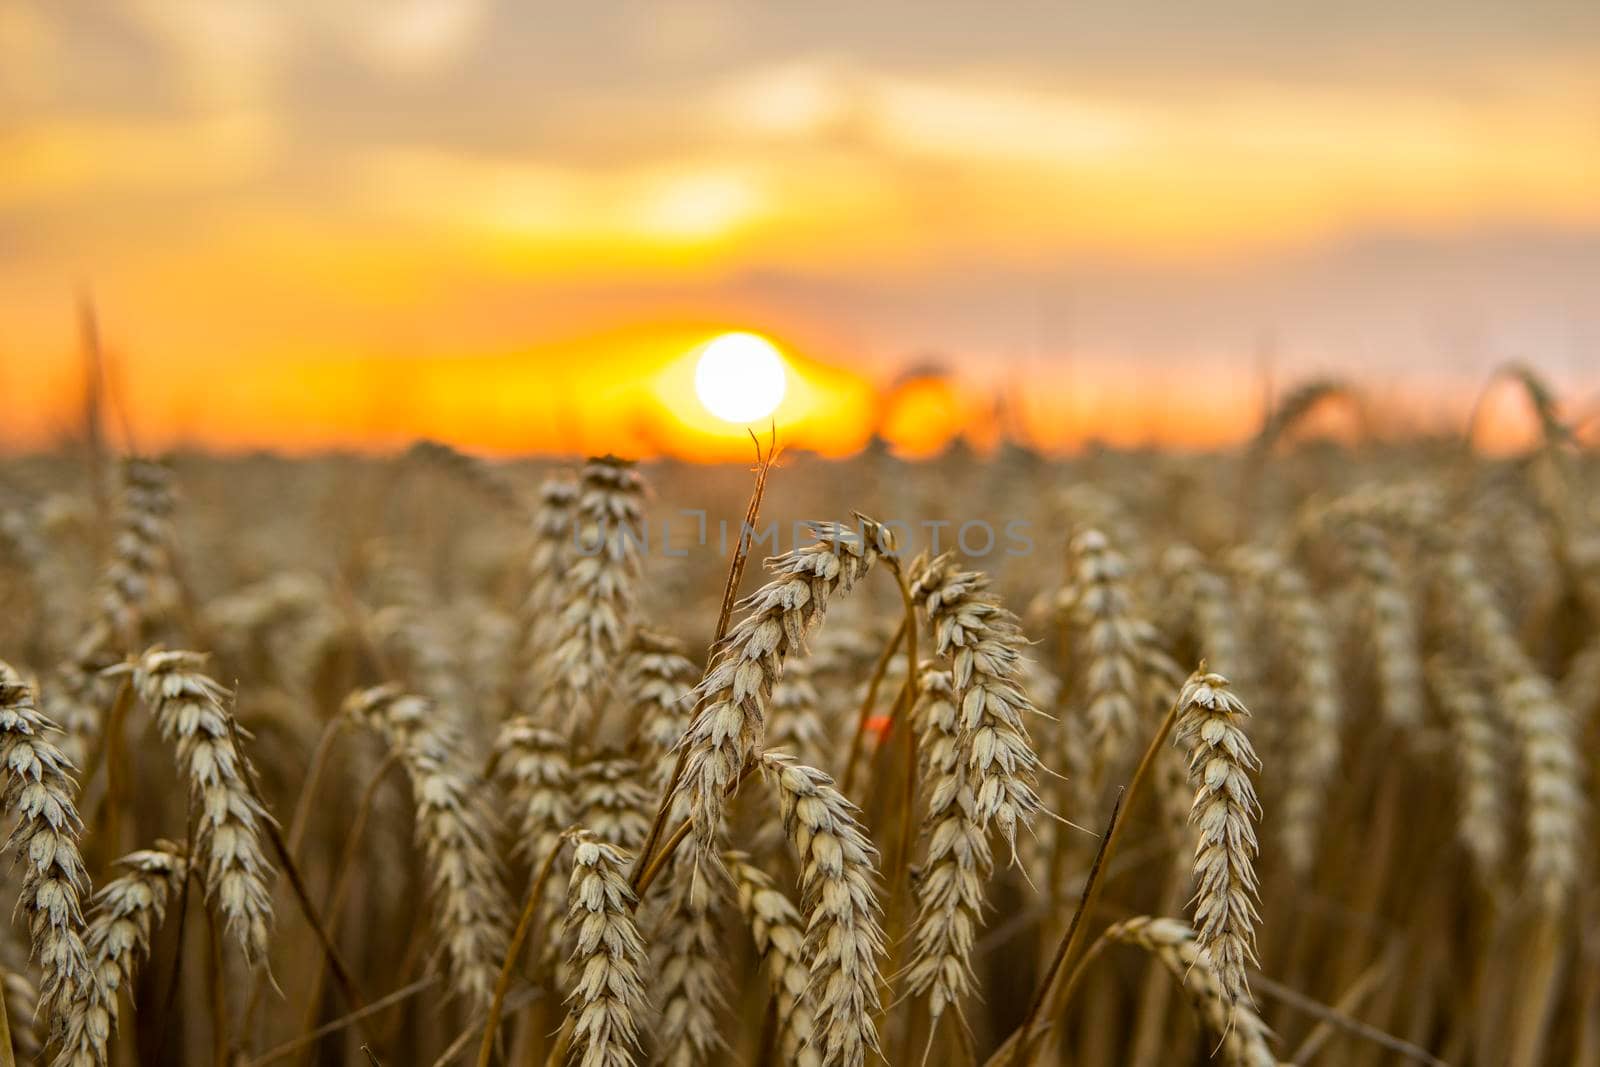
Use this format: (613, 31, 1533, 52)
(2, 1, 1598, 457)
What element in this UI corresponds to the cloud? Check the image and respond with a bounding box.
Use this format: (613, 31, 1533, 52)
(324, 0, 493, 75)
(0, 111, 278, 206)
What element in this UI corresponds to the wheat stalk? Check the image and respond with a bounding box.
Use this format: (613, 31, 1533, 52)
(127, 649, 276, 966)
(761, 752, 884, 1067)
(908, 552, 1043, 858)
(564, 831, 649, 1067)
(904, 663, 989, 1023)
(724, 850, 820, 1067)
(1230, 547, 1342, 877)
(545, 456, 647, 733)
(1060, 528, 1145, 772)
(1105, 917, 1278, 1067)
(344, 685, 514, 1006)
(0, 663, 109, 1067)
(1424, 658, 1508, 884)
(675, 520, 884, 863)
(1172, 669, 1262, 1007)
(84, 843, 187, 1034)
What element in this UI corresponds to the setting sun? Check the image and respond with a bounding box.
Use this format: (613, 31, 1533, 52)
(693, 332, 789, 423)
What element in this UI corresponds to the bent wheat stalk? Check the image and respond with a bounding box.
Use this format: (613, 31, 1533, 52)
(675, 520, 886, 865)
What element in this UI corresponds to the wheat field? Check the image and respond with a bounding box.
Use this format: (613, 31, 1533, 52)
(0, 379, 1596, 1067)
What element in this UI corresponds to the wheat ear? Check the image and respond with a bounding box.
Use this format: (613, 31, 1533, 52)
(1438, 547, 1585, 910)
(56, 458, 176, 770)
(904, 664, 990, 1022)
(908, 552, 1043, 857)
(646, 854, 725, 1066)
(1231, 547, 1342, 877)
(769, 653, 830, 773)
(1424, 658, 1508, 884)
(519, 476, 579, 711)
(676, 520, 884, 863)
(1106, 917, 1278, 1067)
(724, 850, 820, 1067)
(84, 843, 187, 1034)
(1348, 520, 1426, 731)
(0, 663, 109, 1067)
(1173, 669, 1262, 1007)
(1060, 527, 1145, 771)
(575, 752, 653, 851)
(761, 752, 884, 1067)
(624, 631, 699, 789)
(2, 946, 42, 1062)
(345, 685, 514, 1006)
(100, 457, 176, 651)
(128, 649, 276, 966)
(564, 831, 649, 1067)
(545, 456, 647, 732)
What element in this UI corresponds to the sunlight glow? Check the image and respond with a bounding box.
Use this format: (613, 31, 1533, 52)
(693, 332, 788, 423)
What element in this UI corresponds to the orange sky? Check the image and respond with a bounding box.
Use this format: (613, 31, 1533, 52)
(2, 2, 1598, 457)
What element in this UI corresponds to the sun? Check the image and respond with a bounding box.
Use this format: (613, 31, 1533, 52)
(693, 332, 788, 423)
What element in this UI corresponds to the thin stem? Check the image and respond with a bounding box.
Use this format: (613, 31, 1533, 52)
(989, 680, 1187, 1067)
(243, 976, 441, 1067)
(225, 718, 374, 1041)
(1289, 949, 1396, 1064)
(1258, 969, 1448, 1067)
(0, 965, 15, 1067)
(244, 715, 349, 1041)
(152, 819, 196, 1067)
(476, 840, 569, 1067)
(1047, 930, 1115, 1027)
(635, 759, 758, 903)
(841, 618, 907, 796)
(888, 559, 921, 888)
(288, 716, 346, 857)
(540, 1018, 574, 1067)
(298, 751, 401, 1062)
(629, 432, 776, 890)
(208, 906, 229, 1066)
(989, 788, 1124, 1067)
